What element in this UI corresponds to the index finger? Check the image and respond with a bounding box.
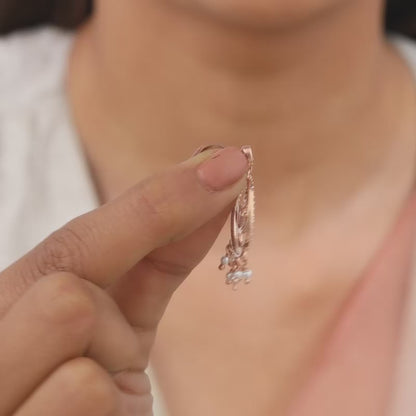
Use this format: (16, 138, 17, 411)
(0, 147, 248, 314)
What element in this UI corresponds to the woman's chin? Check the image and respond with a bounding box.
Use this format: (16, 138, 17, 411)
(170, 0, 343, 30)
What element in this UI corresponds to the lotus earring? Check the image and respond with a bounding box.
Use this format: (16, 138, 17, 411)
(194, 145, 255, 290)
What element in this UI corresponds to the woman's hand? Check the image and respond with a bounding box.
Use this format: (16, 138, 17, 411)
(0, 147, 248, 415)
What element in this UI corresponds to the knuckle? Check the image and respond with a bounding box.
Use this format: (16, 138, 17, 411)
(36, 273, 96, 326)
(59, 358, 119, 413)
(34, 220, 93, 277)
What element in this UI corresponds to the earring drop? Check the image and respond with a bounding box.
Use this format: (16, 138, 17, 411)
(194, 145, 255, 290)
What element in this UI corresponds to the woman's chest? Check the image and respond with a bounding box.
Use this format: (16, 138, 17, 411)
(149, 204, 416, 416)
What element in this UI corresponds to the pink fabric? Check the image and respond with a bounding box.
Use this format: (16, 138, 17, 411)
(288, 194, 416, 416)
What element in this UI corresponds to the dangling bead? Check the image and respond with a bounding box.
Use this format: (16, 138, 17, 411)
(221, 256, 230, 266)
(226, 271, 235, 281)
(233, 271, 243, 280)
(243, 269, 253, 279)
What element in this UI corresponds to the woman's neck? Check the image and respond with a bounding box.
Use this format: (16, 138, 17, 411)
(68, 0, 416, 235)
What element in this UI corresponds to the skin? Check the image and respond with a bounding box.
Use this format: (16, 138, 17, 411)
(0, 147, 249, 414)
(1, 0, 416, 415)
(65, 0, 416, 414)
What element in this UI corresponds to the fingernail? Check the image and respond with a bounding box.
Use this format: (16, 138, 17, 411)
(197, 147, 248, 191)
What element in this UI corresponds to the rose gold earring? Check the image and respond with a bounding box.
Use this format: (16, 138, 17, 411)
(194, 145, 255, 290)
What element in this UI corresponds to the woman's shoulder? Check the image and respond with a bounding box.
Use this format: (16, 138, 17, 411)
(0, 25, 74, 114)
